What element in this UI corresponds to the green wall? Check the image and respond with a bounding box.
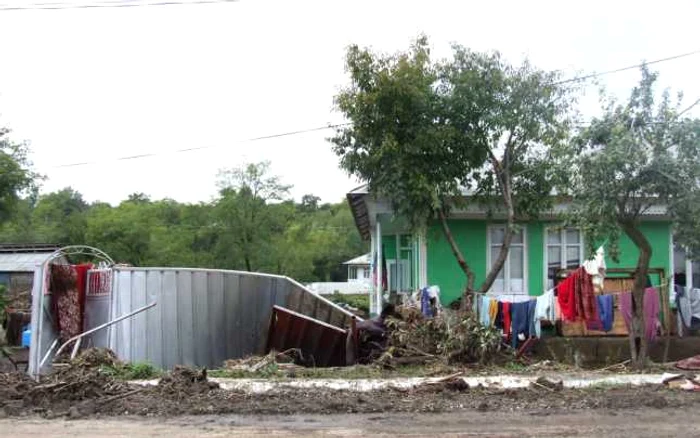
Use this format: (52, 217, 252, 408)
(424, 219, 672, 305)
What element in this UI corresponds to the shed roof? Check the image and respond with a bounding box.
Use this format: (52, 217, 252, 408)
(0, 252, 54, 272)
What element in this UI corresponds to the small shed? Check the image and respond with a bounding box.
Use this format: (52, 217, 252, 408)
(0, 244, 60, 311)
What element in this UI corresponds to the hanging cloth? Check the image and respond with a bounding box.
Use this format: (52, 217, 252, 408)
(595, 294, 614, 332)
(619, 288, 660, 342)
(488, 299, 498, 326)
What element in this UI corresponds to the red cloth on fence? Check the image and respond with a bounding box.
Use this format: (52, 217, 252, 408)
(556, 267, 602, 330)
(576, 267, 602, 331)
(502, 302, 511, 341)
(74, 263, 93, 329)
(557, 272, 578, 321)
(50, 263, 93, 342)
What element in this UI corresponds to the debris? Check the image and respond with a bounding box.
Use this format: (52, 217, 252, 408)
(223, 349, 309, 374)
(594, 360, 631, 373)
(156, 366, 219, 396)
(533, 376, 563, 392)
(377, 309, 502, 368)
(675, 354, 700, 371)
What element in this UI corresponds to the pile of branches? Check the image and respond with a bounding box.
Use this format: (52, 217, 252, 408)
(377, 307, 502, 367)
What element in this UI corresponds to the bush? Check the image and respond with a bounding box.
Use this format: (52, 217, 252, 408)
(326, 293, 369, 315)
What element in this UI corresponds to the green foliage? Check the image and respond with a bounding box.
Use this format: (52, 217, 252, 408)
(0, 161, 365, 283)
(556, 66, 700, 259)
(325, 293, 370, 315)
(100, 361, 161, 380)
(0, 284, 7, 311)
(332, 36, 575, 295)
(0, 127, 37, 224)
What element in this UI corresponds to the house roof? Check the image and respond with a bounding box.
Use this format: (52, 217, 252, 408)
(346, 185, 671, 240)
(343, 253, 371, 265)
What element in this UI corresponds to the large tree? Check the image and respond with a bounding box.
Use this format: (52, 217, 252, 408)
(332, 37, 574, 305)
(215, 161, 291, 272)
(556, 66, 700, 368)
(0, 126, 36, 223)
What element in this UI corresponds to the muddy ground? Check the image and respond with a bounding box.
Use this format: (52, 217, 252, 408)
(3, 368, 700, 419)
(3, 410, 699, 437)
(2, 349, 699, 422)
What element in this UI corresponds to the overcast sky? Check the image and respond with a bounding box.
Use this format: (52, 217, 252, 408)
(0, 0, 699, 205)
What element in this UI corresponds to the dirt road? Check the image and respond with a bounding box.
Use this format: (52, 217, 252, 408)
(1, 409, 695, 437)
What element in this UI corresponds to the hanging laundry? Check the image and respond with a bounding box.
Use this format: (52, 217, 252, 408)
(502, 302, 512, 341)
(533, 289, 555, 338)
(596, 294, 614, 332)
(488, 299, 498, 327)
(494, 301, 504, 329)
(420, 287, 431, 317)
(556, 267, 602, 330)
(619, 288, 660, 342)
(583, 246, 607, 292)
(557, 272, 577, 321)
(676, 286, 700, 330)
(479, 295, 491, 326)
(510, 301, 532, 348)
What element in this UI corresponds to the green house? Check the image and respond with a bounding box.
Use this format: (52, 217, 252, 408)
(347, 185, 675, 315)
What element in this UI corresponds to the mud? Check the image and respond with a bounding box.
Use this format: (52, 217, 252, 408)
(3, 348, 700, 419)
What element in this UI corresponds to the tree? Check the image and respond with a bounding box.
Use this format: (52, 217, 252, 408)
(332, 36, 574, 306)
(0, 126, 36, 223)
(556, 66, 700, 368)
(215, 161, 291, 272)
(32, 187, 88, 245)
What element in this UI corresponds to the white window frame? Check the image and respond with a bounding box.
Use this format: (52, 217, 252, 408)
(544, 227, 584, 289)
(486, 225, 528, 295)
(387, 259, 411, 293)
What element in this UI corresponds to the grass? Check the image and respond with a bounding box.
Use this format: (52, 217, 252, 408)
(100, 361, 162, 380)
(325, 293, 369, 317)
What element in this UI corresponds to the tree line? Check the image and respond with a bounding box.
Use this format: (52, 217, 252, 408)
(0, 158, 365, 283)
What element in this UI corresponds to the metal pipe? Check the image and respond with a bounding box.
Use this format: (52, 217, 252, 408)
(38, 338, 59, 370)
(53, 301, 157, 361)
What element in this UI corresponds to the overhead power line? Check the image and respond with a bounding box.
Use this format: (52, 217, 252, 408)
(0, 0, 239, 11)
(52, 123, 350, 168)
(552, 49, 700, 86)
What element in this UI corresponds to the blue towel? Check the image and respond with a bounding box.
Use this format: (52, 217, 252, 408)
(596, 294, 614, 332)
(510, 301, 532, 348)
(480, 295, 491, 326)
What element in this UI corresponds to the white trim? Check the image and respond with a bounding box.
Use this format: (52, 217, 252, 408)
(670, 229, 675, 291)
(542, 226, 585, 290)
(376, 222, 382, 316)
(486, 225, 528, 295)
(419, 232, 428, 288)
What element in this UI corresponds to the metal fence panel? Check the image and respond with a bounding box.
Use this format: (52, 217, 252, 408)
(96, 268, 357, 370)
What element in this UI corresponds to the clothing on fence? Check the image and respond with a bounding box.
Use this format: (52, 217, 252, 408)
(510, 301, 530, 348)
(494, 301, 504, 329)
(595, 294, 614, 332)
(502, 302, 512, 341)
(533, 289, 555, 338)
(557, 272, 578, 321)
(488, 299, 498, 327)
(619, 288, 660, 342)
(675, 285, 700, 330)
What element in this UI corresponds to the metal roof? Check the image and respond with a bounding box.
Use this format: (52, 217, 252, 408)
(342, 253, 371, 265)
(0, 252, 54, 272)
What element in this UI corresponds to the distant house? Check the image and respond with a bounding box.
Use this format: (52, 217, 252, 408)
(343, 253, 371, 283)
(305, 253, 372, 295)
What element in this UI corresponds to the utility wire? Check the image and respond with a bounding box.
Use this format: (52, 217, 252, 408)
(678, 97, 700, 118)
(0, 0, 238, 11)
(52, 123, 350, 168)
(552, 49, 700, 86)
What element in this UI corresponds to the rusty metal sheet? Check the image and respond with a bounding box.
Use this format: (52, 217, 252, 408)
(266, 305, 350, 367)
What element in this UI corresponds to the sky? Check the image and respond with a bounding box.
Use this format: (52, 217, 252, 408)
(0, 0, 699, 206)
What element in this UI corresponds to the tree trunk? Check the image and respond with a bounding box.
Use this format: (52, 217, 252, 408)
(437, 209, 475, 310)
(479, 153, 516, 294)
(621, 221, 652, 370)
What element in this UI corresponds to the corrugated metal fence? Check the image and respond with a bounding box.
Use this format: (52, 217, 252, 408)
(94, 268, 355, 370)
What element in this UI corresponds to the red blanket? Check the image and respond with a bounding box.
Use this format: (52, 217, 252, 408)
(557, 267, 602, 330)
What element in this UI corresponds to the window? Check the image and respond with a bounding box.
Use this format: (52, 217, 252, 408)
(349, 266, 358, 280)
(487, 226, 526, 294)
(545, 227, 584, 289)
(363, 267, 370, 279)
